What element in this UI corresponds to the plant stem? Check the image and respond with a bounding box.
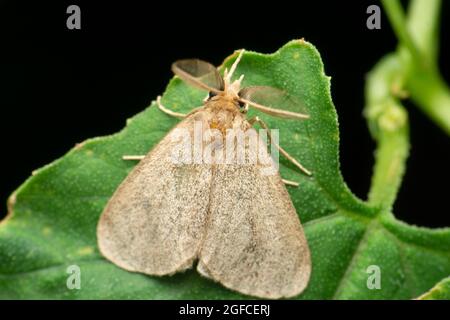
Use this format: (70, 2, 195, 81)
(407, 0, 441, 65)
(403, 0, 450, 135)
(408, 72, 450, 136)
(382, 0, 450, 136)
(381, 0, 423, 66)
(365, 55, 410, 211)
(368, 0, 450, 210)
(369, 120, 409, 211)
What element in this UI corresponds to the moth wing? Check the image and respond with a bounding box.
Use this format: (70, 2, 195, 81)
(97, 110, 213, 275)
(172, 59, 224, 93)
(197, 132, 311, 299)
(239, 86, 309, 119)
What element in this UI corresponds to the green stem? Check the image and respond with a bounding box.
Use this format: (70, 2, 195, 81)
(367, 0, 449, 210)
(381, 0, 423, 66)
(369, 119, 409, 211)
(408, 72, 450, 136)
(365, 55, 410, 211)
(404, 0, 450, 134)
(407, 0, 441, 65)
(383, 0, 450, 136)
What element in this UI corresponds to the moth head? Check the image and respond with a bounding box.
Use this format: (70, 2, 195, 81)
(171, 50, 309, 120)
(222, 50, 245, 101)
(207, 87, 248, 113)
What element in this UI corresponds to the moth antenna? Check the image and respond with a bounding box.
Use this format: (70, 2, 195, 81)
(225, 50, 245, 84)
(237, 74, 245, 85)
(223, 68, 229, 90)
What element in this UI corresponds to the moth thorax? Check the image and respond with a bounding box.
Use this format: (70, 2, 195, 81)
(208, 110, 240, 134)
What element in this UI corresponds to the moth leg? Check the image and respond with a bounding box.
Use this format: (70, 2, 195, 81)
(282, 179, 299, 187)
(156, 96, 188, 119)
(122, 155, 145, 161)
(248, 116, 312, 176)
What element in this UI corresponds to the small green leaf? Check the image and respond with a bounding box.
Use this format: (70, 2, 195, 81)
(0, 40, 449, 299)
(417, 276, 450, 300)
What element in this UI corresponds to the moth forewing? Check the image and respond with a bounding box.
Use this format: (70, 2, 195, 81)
(97, 111, 214, 276)
(197, 130, 311, 299)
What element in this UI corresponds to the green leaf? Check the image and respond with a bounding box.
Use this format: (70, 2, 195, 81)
(417, 277, 450, 300)
(0, 40, 449, 299)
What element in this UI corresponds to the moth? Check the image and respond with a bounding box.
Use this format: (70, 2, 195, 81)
(97, 50, 312, 299)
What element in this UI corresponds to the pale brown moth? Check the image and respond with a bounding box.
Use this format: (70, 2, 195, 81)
(97, 50, 312, 299)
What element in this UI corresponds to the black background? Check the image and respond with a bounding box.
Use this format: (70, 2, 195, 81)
(0, 1, 449, 227)
(0, 299, 444, 318)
